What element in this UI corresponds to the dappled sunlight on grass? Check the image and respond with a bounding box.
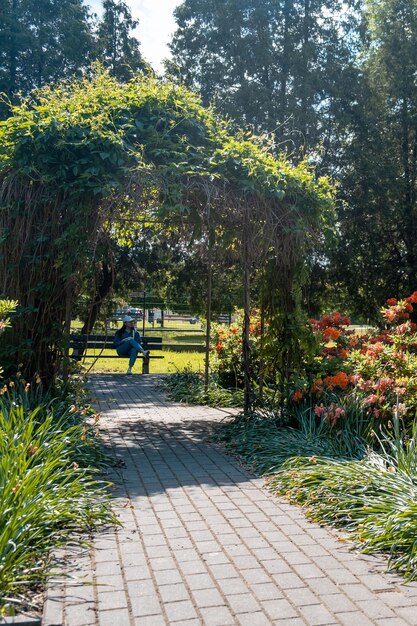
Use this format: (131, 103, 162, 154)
(81, 349, 205, 374)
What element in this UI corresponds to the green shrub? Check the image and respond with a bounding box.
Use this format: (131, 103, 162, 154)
(0, 383, 116, 615)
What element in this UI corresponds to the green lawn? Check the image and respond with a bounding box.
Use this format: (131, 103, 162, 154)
(78, 349, 205, 374)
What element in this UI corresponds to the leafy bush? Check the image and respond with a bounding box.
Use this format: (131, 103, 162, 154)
(0, 300, 18, 377)
(210, 310, 264, 388)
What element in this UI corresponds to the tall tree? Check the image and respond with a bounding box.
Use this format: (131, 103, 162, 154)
(0, 0, 93, 107)
(167, 0, 360, 156)
(94, 0, 146, 81)
(330, 0, 417, 319)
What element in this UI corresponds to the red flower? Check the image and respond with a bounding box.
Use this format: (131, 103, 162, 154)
(407, 291, 417, 303)
(387, 298, 397, 306)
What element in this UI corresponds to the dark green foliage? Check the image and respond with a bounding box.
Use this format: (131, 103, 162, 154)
(327, 0, 417, 318)
(168, 0, 360, 155)
(0, 0, 94, 116)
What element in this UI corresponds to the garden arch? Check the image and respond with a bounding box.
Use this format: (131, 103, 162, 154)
(0, 69, 333, 405)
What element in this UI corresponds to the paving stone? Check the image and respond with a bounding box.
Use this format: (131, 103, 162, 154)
(199, 605, 236, 625)
(216, 578, 251, 595)
(158, 583, 191, 603)
(153, 568, 182, 587)
(64, 603, 96, 626)
(273, 572, 306, 589)
(336, 611, 376, 626)
(338, 583, 377, 601)
(164, 600, 199, 622)
(130, 593, 162, 617)
(208, 563, 239, 579)
(298, 603, 336, 625)
(96, 590, 127, 611)
(224, 592, 262, 614)
(99, 608, 130, 626)
(191, 587, 225, 608)
(285, 586, 320, 606)
(185, 572, 215, 590)
(237, 612, 275, 625)
(132, 615, 166, 626)
(262, 558, 292, 575)
(394, 606, 417, 625)
(262, 597, 299, 619)
(250, 582, 285, 601)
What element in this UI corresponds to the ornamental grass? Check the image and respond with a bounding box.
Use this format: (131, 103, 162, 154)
(161, 369, 243, 408)
(0, 384, 116, 616)
(268, 436, 417, 580)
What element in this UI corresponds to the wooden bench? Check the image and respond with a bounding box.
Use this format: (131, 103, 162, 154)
(69, 333, 164, 374)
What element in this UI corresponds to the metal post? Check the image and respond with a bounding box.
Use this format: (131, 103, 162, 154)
(142, 290, 146, 337)
(142, 352, 150, 374)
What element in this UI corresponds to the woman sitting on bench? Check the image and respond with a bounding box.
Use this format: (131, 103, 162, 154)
(113, 316, 149, 374)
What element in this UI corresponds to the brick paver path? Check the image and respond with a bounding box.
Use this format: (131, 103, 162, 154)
(43, 375, 417, 626)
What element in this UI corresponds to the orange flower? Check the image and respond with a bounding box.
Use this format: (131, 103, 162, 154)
(386, 298, 397, 306)
(324, 371, 349, 390)
(312, 378, 323, 393)
(323, 327, 342, 340)
(292, 390, 303, 402)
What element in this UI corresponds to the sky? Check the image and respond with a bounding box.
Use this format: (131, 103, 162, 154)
(87, 0, 181, 73)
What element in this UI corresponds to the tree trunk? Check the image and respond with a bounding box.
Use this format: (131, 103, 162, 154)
(9, 0, 18, 95)
(242, 209, 252, 414)
(62, 279, 73, 383)
(300, 0, 310, 141)
(400, 96, 417, 290)
(280, 0, 292, 116)
(204, 219, 213, 393)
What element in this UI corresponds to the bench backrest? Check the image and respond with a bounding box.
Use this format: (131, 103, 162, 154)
(70, 334, 163, 351)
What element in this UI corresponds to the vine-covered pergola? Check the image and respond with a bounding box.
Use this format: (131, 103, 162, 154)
(0, 68, 334, 405)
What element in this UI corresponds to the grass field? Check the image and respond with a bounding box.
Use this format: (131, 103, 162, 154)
(78, 349, 205, 374)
